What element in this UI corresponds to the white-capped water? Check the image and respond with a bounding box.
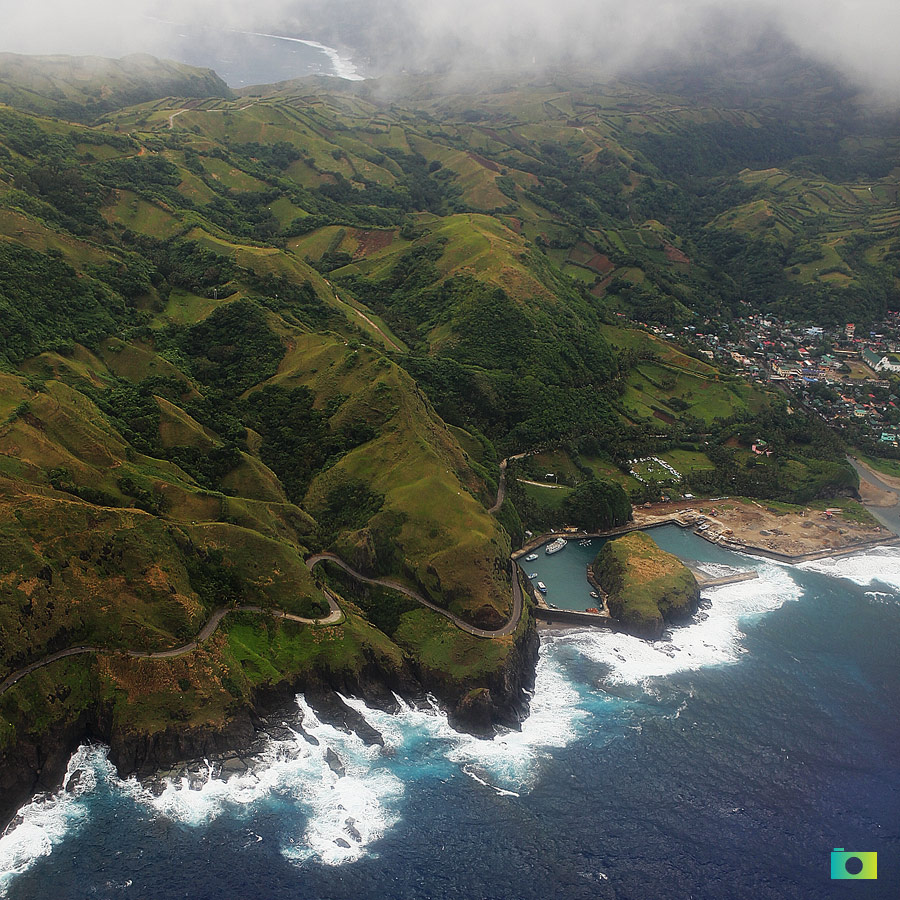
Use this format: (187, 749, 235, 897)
(3, 547, 894, 889)
(131, 698, 403, 866)
(0, 745, 109, 896)
(551, 561, 803, 685)
(799, 546, 900, 592)
(693, 561, 746, 579)
(340, 646, 591, 795)
(239, 30, 364, 80)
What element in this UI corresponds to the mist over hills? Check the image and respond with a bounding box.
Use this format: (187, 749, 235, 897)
(2, 1, 900, 100)
(0, 38, 897, 824)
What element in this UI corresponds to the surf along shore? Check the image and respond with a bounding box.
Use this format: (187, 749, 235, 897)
(516, 489, 900, 629)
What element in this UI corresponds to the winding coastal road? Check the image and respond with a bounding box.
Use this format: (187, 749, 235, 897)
(0, 452, 529, 697)
(0, 599, 342, 699)
(305, 553, 523, 638)
(304, 451, 532, 635)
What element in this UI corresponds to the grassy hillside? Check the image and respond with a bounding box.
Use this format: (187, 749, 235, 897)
(596, 531, 700, 638)
(0, 53, 232, 121)
(0, 55, 879, 759)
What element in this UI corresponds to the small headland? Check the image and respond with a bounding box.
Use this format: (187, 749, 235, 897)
(594, 531, 700, 640)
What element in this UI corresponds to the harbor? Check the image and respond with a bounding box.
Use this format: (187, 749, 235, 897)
(515, 524, 761, 629)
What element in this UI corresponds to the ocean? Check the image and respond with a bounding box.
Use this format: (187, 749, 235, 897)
(136, 20, 363, 87)
(1, 528, 898, 899)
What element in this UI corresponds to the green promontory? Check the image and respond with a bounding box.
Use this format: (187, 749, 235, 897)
(595, 532, 700, 639)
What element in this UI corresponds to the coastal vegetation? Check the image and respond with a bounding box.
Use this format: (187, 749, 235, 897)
(595, 532, 700, 639)
(0, 50, 893, 807)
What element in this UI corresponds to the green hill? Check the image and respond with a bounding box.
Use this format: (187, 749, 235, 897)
(0, 54, 882, 809)
(595, 531, 700, 639)
(0, 53, 232, 121)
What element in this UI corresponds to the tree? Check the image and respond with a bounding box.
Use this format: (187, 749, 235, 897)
(562, 478, 632, 530)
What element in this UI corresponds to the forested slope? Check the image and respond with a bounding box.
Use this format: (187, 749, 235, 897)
(0, 53, 885, 772)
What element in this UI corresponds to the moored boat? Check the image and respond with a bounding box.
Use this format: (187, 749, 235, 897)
(545, 537, 567, 554)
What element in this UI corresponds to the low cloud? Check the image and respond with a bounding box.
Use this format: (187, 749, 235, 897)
(1, 1, 899, 97)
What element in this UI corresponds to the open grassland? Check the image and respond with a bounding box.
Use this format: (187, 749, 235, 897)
(270, 333, 511, 624)
(521, 482, 572, 511)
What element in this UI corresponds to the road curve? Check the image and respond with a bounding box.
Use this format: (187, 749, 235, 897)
(1, 450, 528, 697)
(306, 553, 523, 638)
(488, 452, 529, 514)
(0, 598, 343, 699)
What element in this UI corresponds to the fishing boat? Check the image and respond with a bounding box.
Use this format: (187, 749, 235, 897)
(536, 581, 548, 593)
(545, 537, 567, 555)
(525, 553, 539, 561)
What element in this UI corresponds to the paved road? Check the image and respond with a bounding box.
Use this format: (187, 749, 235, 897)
(849, 456, 900, 535)
(2, 448, 527, 697)
(488, 452, 529, 514)
(306, 553, 523, 638)
(0, 599, 343, 699)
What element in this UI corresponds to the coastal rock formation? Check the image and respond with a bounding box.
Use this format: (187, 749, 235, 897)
(0, 609, 539, 829)
(596, 532, 700, 639)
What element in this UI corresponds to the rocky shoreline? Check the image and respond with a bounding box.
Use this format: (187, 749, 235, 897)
(0, 613, 539, 832)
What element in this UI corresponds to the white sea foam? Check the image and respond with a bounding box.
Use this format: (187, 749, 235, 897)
(0, 703, 404, 881)
(0, 745, 110, 896)
(444, 651, 588, 790)
(798, 546, 900, 592)
(239, 30, 364, 80)
(552, 562, 803, 686)
(125, 699, 402, 866)
(13, 545, 888, 885)
(693, 561, 746, 579)
(340, 648, 590, 794)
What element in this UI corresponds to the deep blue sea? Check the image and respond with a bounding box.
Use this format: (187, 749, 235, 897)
(2, 528, 898, 899)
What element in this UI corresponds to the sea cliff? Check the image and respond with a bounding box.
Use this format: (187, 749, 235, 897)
(0, 608, 538, 830)
(596, 531, 700, 639)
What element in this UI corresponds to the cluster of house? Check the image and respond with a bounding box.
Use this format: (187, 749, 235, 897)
(801, 381, 900, 447)
(639, 313, 900, 449)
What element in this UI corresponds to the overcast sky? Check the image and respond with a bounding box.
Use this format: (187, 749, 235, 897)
(1, 1, 899, 96)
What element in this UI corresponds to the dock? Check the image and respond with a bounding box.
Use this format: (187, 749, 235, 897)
(689, 568, 759, 588)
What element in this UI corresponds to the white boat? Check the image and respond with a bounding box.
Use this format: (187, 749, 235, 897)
(590, 591, 599, 599)
(545, 538, 567, 555)
(536, 581, 548, 593)
(525, 553, 539, 561)
(528, 573, 538, 579)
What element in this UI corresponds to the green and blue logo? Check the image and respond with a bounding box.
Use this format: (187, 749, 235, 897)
(831, 849, 877, 880)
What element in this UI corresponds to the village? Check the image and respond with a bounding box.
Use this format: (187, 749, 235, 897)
(643, 311, 900, 450)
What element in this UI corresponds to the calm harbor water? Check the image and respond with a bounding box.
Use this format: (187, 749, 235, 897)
(520, 524, 755, 610)
(2, 530, 898, 899)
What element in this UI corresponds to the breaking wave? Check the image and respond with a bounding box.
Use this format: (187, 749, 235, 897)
(6, 543, 895, 892)
(0, 745, 107, 896)
(240, 30, 364, 80)
(548, 561, 803, 685)
(798, 546, 900, 593)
